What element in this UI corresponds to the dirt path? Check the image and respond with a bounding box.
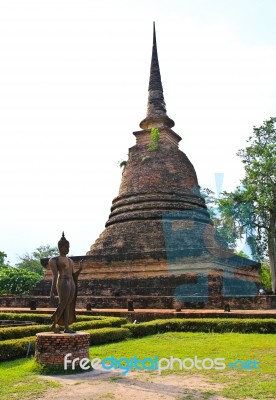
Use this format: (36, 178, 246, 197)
(38, 369, 236, 400)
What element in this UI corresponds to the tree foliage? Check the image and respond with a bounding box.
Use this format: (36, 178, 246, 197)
(0, 245, 58, 295)
(0, 268, 42, 295)
(217, 187, 258, 256)
(16, 244, 58, 276)
(259, 260, 272, 292)
(217, 117, 276, 292)
(0, 251, 9, 268)
(0, 251, 7, 266)
(200, 187, 237, 249)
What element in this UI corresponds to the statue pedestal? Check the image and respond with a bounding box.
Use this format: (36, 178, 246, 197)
(35, 332, 90, 367)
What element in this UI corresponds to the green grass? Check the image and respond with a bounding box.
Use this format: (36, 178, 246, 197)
(0, 332, 275, 399)
(0, 358, 60, 400)
(89, 332, 276, 399)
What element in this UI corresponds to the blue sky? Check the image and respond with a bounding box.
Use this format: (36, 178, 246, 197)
(1, 0, 276, 264)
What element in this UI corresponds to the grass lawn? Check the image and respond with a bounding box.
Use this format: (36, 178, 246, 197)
(0, 332, 275, 399)
(0, 358, 60, 400)
(89, 332, 276, 399)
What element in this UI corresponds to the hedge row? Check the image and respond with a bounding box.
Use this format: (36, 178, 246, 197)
(74, 315, 112, 322)
(0, 336, 36, 362)
(0, 317, 127, 341)
(1, 317, 275, 342)
(0, 312, 117, 324)
(86, 327, 131, 345)
(0, 328, 130, 362)
(1, 318, 275, 363)
(0, 313, 51, 324)
(0, 324, 49, 341)
(71, 317, 127, 331)
(125, 318, 276, 337)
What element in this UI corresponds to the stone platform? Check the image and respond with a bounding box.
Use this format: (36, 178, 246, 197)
(35, 332, 90, 367)
(31, 264, 267, 310)
(1, 306, 276, 320)
(2, 292, 276, 310)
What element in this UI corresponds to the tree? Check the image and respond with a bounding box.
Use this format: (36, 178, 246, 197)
(217, 187, 258, 256)
(0, 245, 59, 295)
(0, 251, 9, 268)
(259, 260, 272, 292)
(16, 244, 59, 276)
(200, 187, 238, 250)
(217, 117, 276, 293)
(0, 267, 42, 295)
(201, 188, 270, 296)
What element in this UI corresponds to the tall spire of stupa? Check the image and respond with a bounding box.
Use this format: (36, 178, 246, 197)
(140, 22, 175, 130)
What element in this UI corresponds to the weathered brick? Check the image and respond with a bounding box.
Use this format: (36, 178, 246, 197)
(35, 332, 90, 367)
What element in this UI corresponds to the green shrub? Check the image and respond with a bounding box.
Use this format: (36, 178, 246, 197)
(0, 316, 127, 341)
(74, 315, 111, 321)
(86, 327, 131, 345)
(0, 313, 51, 324)
(148, 127, 160, 151)
(0, 313, 126, 325)
(71, 317, 127, 331)
(0, 324, 50, 341)
(259, 260, 272, 291)
(1, 318, 274, 363)
(0, 336, 36, 361)
(125, 318, 276, 337)
(0, 268, 42, 295)
(0, 329, 130, 362)
(0, 312, 95, 323)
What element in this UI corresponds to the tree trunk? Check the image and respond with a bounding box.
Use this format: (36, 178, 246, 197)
(268, 211, 276, 294)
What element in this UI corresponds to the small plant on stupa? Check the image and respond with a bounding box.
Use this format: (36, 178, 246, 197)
(118, 160, 127, 168)
(148, 128, 160, 151)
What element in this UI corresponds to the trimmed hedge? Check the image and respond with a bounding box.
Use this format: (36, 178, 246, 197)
(73, 315, 113, 322)
(125, 318, 276, 337)
(71, 317, 127, 331)
(0, 317, 127, 341)
(0, 324, 49, 341)
(86, 327, 131, 345)
(1, 316, 275, 363)
(0, 313, 51, 324)
(0, 312, 122, 324)
(0, 328, 130, 362)
(0, 336, 36, 361)
(0, 313, 117, 326)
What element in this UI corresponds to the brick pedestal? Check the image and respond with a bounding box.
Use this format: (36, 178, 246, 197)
(35, 332, 90, 367)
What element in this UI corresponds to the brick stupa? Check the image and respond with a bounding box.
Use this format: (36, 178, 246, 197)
(37, 24, 262, 309)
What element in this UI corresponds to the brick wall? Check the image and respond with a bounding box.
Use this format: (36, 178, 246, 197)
(35, 332, 90, 366)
